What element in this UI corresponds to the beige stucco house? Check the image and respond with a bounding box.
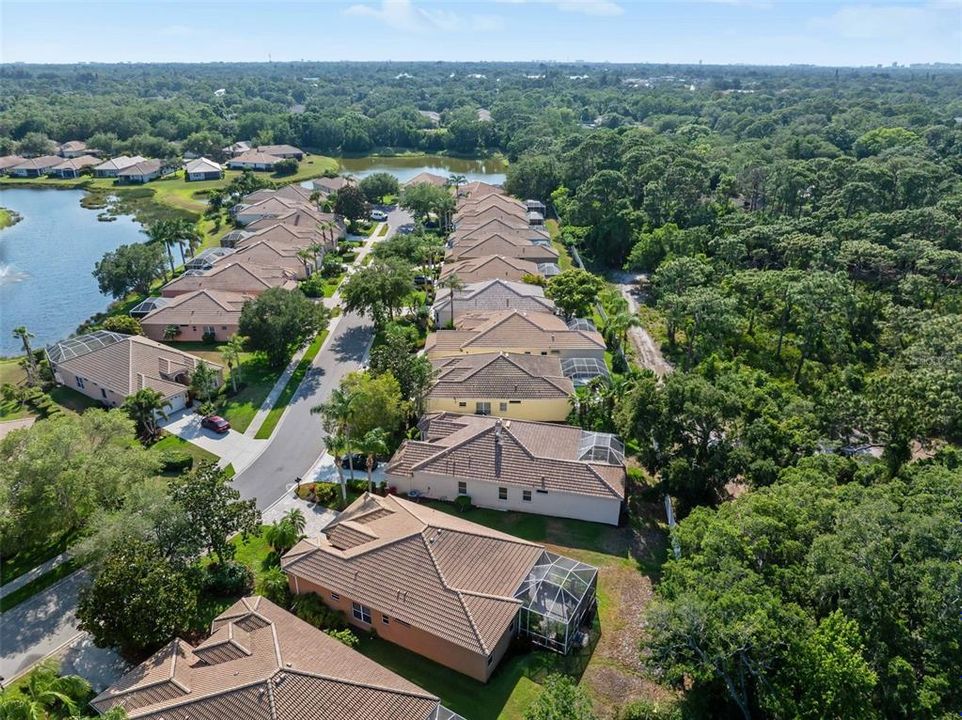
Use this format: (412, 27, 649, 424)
(386, 414, 625, 525)
(431, 278, 555, 327)
(426, 352, 574, 422)
(439, 255, 541, 284)
(46, 331, 221, 413)
(140, 289, 250, 342)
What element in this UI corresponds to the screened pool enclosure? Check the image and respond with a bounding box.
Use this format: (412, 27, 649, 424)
(514, 551, 598, 654)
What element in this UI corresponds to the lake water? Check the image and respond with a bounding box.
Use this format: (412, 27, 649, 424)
(319, 155, 508, 186)
(0, 188, 146, 356)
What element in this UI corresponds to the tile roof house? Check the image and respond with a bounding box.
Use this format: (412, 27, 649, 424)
(160, 261, 297, 298)
(431, 278, 555, 327)
(94, 155, 147, 178)
(91, 596, 457, 720)
(445, 234, 560, 265)
(386, 413, 625, 525)
(312, 175, 356, 196)
(405, 171, 449, 187)
(438, 255, 541, 284)
(453, 208, 532, 232)
(225, 240, 317, 279)
(283, 494, 599, 680)
(457, 181, 503, 202)
(140, 289, 251, 343)
(222, 140, 252, 157)
(118, 159, 163, 184)
(234, 196, 315, 226)
(9, 155, 62, 177)
(48, 155, 100, 178)
(425, 309, 606, 361)
(227, 150, 283, 171)
(257, 144, 305, 160)
(427, 352, 574, 422)
(0, 155, 26, 174)
(46, 331, 221, 413)
(454, 195, 527, 220)
(185, 157, 224, 181)
(58, 140, 91, 158)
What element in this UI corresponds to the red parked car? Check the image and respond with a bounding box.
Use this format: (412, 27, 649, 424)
(201, 415, 231, 434)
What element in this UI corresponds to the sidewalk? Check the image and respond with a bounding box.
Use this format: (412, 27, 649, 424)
(161, 410, 267, 474)
(0, 551, 69, 600)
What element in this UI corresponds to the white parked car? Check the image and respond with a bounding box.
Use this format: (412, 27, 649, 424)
(370, 209, 388, 221)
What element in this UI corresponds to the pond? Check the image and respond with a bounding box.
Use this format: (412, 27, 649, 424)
(0, 188, 146, 356)
(317, 155, 508, 186)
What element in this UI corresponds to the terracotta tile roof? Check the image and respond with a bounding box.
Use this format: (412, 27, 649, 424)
(445, 235, 559, 263)
(454, 209, 530, 231)
(95, 155, 146, 172)
(92, 596, 441, 720)
(51, 155, 100, 171)
(313, 175, 356, 193)
(387, 414, 625, 500)
(118, 159, 162, 177)
(405, 172, 449, 187)
(454, 196, 526, 220)
(439, 255, 539, 284)
(0, 155, 25, 171)
(429, 352, 574, 400)
(282, 495, 544, 656)
(11, 155, 61, 170)
(140, 289, 251, 328)
(432, 278, 555, 317)
(425, 310, 605, 357)
(47, 332, 220, 401)
(59, 140, 87, 152)
(229, 150, 282, 166)
(257, 144, 304, 156)
(161, 262, 296, 296)
(185, 157, 223, 174)
(457, 182, 503, 201)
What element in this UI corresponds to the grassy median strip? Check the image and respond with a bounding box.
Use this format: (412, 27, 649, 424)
(0, 559, 80, 613)
(254, 330, 329, 440)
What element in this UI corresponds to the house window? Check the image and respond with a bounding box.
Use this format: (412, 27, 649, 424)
(509, 400, 522, 404)
(540, 351, 548, 355)
(499, 402, 508, 412)
(100, 389, 107, 399)
(550, 350, 560, 355)
(498, 487, 507, 500)
(458, 402, 467, 407)
(523, 490, 532, 502)
(382, 615, 390, 625)
(475, 402, 491, 415)
(396, 619, 411, 628)
(204, 326, 215, 335)
(331, 592, 340, 600)
(352, 602, 372, 624)
(458, 481, 467, 495)
(536, 488, 548, 494)
(75, 377, 85, 389)
(487, 654, 494, 666)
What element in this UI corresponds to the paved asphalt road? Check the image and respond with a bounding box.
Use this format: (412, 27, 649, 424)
(232, 309, 373, 510)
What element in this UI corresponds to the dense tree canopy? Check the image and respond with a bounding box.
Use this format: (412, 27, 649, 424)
(238, 287, 327, 367)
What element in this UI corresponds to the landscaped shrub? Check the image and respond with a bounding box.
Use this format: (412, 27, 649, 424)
(324, 628, 359, 648)
(203, 560, 254, 597)
(296, 482, 339, 506)
(202, 328, 217, 343)
(299, 273, 326, 298)
(273, 158, 298, 176)
(346, 478, 367, 494)
(101, 315, 142, 335)
(454, 494, 472, 513)
(320, 253, 345, 278)
(260, 566, 292, 607)
(292, 592, 347, 630)
(160, 449, 194, 473)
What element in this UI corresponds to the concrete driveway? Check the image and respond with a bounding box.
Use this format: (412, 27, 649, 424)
(161, 409, 267, 475)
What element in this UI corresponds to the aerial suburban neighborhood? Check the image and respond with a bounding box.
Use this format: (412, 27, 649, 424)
(0, 5, 960, 720)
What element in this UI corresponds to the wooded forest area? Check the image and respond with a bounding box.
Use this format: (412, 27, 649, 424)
(1, 60, 960, 719)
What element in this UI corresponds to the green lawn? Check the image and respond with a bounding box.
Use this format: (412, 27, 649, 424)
(48, 386, 103, 413)
(152, 432, 219, 469)
(167, 342, 284, 433)
(0, 361, 32, 419)
(0, 558, 80, 613)
(254, 330, 328, 439)
(546, 219, 573, 271)
(0, 530, 76, 586)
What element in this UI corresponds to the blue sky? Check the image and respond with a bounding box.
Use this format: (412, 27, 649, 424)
(1, 0, 959, 66)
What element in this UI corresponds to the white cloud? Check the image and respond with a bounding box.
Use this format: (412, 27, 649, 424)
(344, 0, 506, 32)
(495, 0, 624, 16)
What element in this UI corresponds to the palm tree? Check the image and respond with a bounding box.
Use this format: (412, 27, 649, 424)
(220, 334, 246, 392)
(357, 428, 389, 493)
(605, 308, 641, 352)
(169, 218, 202, 264)
(448, 174, 467, 196)
(321, 432, 349, 503)
(0, 658, 91, 719)
(436, 274, 465, 327)
(122, 387, 171, 439)
(146, 219, 177, 279)
(163, 324, 182, 341)
(12, 325, 37, 386)
(283, 507, 306, 535)
(264, 512, 303, 555)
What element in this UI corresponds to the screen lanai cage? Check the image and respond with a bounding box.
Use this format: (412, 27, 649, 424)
(515, 551, 599, 654)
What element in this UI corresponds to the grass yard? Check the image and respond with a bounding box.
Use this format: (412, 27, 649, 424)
(167, 341, 284, 433)
(373, 501, 673, 719)
(48, 385, 103, 413)
(0, 357, 26, 384)
(546, 219, 573, 271)
(254, 329, 328, 439)
(0, 530, 76, 586)
(152, 432, 220, 469)
(0, 558, 80, 613)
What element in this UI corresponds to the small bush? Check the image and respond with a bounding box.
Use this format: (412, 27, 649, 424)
(273, 158, 299, 176)
(260, 566, 292, 607)
(202, 328, 217, 343)
(101, 315, 142, 335)
(454, 494, 472, 513)
(324, 628, 359, 648)
(292, 593, 347, 630)
(160, 449, 194, 473)
(300, 274, 327, 298)
(346, 478, 367, 494)
(203, 560, 254, 597)
(297, 482, 339, 506)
